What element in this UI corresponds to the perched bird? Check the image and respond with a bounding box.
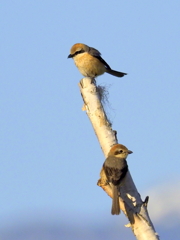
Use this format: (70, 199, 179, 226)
(103, 144, 132, 215)
(68, 43, 127, 78)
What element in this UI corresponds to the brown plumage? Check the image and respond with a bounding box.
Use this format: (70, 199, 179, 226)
(68, 43, 127, 78)
(103, 144, 132, 215)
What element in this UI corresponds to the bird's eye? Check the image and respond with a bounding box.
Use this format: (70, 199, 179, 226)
(114, 150, 123, 155)
(75, 49, 85, 55)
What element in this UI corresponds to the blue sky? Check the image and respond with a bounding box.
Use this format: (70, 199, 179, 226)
(1, 1, 180, 239)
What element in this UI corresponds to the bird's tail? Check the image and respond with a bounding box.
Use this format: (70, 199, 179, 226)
(106, 68, 127, 78)
(111, 185, 120, 215)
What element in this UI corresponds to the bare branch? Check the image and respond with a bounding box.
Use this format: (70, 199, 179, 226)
(79, 77, 160, 240)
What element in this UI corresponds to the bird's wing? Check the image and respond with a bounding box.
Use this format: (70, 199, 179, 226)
(89, 47, 111, 70)
(103, 157, 128, 186)
(88, 47, 101, 56)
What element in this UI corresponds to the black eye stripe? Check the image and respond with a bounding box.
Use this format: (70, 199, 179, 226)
(72, 49, 85, 57)
(114, 150, 123, 155)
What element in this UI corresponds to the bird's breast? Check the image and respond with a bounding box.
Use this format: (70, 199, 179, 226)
(73, 52, 106, 77)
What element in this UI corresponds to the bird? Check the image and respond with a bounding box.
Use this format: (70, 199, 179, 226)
(103, 144, 133, 215)
(68, 43, 127, 78)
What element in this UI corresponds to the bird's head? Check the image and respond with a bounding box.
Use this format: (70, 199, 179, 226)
(68, 43, 89, 58)
(108, 144, 133, 158)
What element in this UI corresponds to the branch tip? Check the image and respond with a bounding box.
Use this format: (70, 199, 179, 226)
(143, 196, 149, 207)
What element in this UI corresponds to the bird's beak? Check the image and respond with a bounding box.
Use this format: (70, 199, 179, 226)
(128, 150, 133, 154)
(68, 54, 72, 58)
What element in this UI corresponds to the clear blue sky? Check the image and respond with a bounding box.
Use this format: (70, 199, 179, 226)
(1, 1, 180, 239)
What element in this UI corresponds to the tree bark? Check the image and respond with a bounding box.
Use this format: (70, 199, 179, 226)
(78, 77, 160, 240)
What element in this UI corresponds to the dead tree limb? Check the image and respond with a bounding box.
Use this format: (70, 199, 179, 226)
(79, 77, 160, 240)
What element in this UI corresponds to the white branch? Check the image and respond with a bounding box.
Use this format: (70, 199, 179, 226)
(79, 77, 160, 240)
